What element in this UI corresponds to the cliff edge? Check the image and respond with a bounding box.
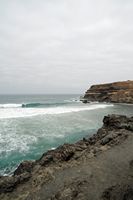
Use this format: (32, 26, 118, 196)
(0, 114, 133, 200)
(83, 80, 133, 103)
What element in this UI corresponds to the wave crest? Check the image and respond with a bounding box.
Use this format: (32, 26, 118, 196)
(0, 104, 22, 108)
(0, 104, 114, 119)
(0, 102, 68, 109)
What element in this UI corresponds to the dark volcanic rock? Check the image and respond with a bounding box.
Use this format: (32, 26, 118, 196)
(103, 114, 133, 131)
(83, 80, 133, 104)
(101, 184, 133, 200)
(100, 133, 114, 145)
(38, 144, 76, 166)
(0, 172, 31, 194)
(14, 161, 35, 176)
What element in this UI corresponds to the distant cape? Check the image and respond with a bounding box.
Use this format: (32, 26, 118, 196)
(83, 80, 133, 104)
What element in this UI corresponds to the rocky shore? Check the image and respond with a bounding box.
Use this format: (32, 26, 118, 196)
(83, 80, 133, 103)
(0, 114, 133, 200)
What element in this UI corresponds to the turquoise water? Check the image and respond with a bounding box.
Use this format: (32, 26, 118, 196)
(0, 94, 133, 175)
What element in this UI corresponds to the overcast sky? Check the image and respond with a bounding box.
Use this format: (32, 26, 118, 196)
(0, 0, 133, 94)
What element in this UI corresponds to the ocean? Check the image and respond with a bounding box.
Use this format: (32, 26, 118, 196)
(0, 94, 133, 176)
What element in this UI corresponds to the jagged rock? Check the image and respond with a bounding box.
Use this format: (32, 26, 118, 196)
(82, 99, 88, 103)
(38, 144, 75, 166)
(83, 80, 133, 104)
(0, 172, 31, 194)
(103, 115, 133, 131)
(101, 133, 114, 145)
(14, 161, 35, 176)
(101, 184, 133, 200)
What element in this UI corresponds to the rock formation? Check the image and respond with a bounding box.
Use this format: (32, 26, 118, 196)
(0, 114, 133, 200)
(83, 80, 133, 103)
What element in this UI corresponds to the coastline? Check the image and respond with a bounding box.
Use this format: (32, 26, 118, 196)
(83, 80, 133, 104)
(0, 114, 133, 200)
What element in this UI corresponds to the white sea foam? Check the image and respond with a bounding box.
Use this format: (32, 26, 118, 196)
(64, 98, 81, 103)
(0, 104, 22, 108)
(51, 147, 56, 150)
(0, 104, 114, 119)
(0, 132, 37, 156)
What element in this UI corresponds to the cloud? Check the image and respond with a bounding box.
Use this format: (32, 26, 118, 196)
(0, 0, 133, 93)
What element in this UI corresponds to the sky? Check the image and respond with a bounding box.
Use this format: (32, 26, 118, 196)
(0, 0, 133, 94)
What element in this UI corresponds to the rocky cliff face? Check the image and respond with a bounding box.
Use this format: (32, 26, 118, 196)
(83, 80, 133, 104)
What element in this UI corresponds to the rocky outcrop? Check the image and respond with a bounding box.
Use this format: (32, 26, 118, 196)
(102, 184, 133, 200)
(83, 80, 133, 103)
(0, 172, 31, 193)
(0, 115, 133, 200)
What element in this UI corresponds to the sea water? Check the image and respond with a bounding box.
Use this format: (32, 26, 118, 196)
(0, 94, 133, 175)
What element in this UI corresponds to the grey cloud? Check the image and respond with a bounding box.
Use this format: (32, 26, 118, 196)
(0, 0, 133, 94)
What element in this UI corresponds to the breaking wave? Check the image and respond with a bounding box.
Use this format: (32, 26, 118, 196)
(0, 104, 114, 119)
(0, 102, 68, 108)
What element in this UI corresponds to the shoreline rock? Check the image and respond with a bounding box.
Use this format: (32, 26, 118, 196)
(0, 114, 133, 200)
(83, 80, 133, 104)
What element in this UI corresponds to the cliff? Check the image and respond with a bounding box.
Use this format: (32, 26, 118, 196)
(83, 80, 133, 104)
(0, 114, 133, 200)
